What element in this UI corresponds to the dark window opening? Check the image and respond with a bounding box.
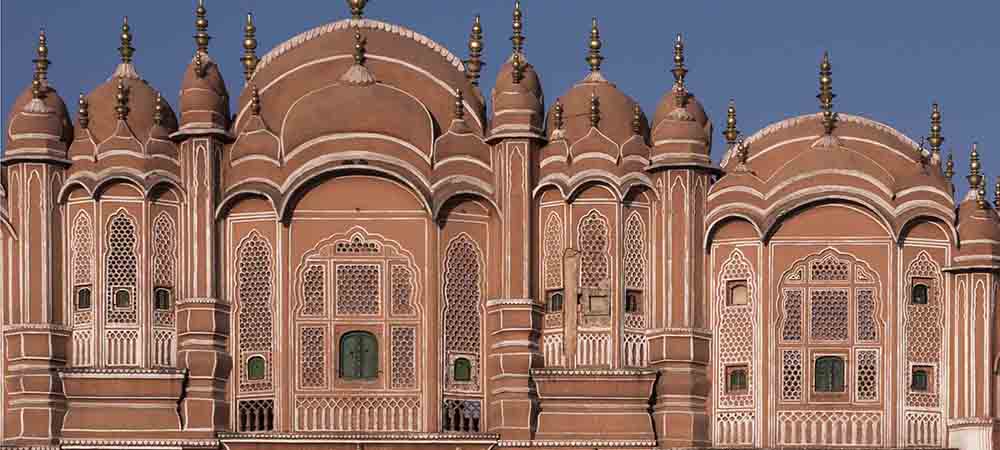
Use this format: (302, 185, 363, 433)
(814, 356, 846, 392)
(727, 366, 748, 392)
(76, 287, 92, 310)
(453, 357, 472, 382)
(154, 288, 172, 310)
(625, 290, 642, 314)
(911, 283, 930, 305)
(114, 289, 131, 309)
(911, 367, 930, 391)
(546, 290, 564, 313)
(339, 331, 378, 380)
(247, 355, 267, 381)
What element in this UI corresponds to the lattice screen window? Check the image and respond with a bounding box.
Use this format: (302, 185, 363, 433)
(781, 349, 803, 402)
(299, 326, 326, 389)
(856, 349, 879, 401)
(391, 326, 416, 389)
(810, 289, 849, 341)
(716, 249, 756, 409)
(237, 231, 275, 392)
(904, 252, 943, 408)
(335, 264, 380, 315)
(151, 213, 177, 331)
(781, 289, 803, 341)
(543, 212, 564, 290)
(390, 265, 415, 316)
(623, 212, 646, 290)
(299, 264, 327, 317)
(443, 234, 483, 392)
(856, 288, 877, 342)
(577, 210, 610, 289)
(71, 211, 94, 289)
(105, 211, 139, 325)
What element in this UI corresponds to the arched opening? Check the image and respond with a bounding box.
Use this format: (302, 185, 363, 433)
(247, 355, 267, 381)
(453, 357, 472, 382)
(814, 356, 846, 393)
(339, 331, 379, 380)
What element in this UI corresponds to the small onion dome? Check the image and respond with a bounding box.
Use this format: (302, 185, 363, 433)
(68, 94, 97, 165)
(86, 77, 178, 148)
(432, 91, 494, 206)
(489, 55, 545, 140)
(5, 84, 73, 161)
(649, 88, 712, 163)
(229, 87, 280, 166)
(146, 94, 180, 174)
(178, 52, 230, 132)
(954, 195, 1000, 269)
(549, 78, 648, 157)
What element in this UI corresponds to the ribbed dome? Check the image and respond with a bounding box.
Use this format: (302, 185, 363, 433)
(85, 75, 177, 144)
(547, 75, 647, 146)
(5, 85, 73, 154)
(178, 52, 230, 131)
(493, 57, 543, 101)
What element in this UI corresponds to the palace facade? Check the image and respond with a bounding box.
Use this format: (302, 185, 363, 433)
(3, 1, 999, 449)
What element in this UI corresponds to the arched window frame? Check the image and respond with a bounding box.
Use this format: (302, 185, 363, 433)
(154, 287, 172, 311)
(339, 330, 379, 380)
(76, 287, 92, 311)
(247, 355, 267, 381)
(814, 355, 846, 393)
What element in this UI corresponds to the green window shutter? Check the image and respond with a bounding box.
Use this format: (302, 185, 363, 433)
(454, 358, 472, 381)
(340, 331, 379, 379)
(247, 356, 266, 380)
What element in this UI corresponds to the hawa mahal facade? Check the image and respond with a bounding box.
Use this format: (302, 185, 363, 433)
(3, 1, 999, 449)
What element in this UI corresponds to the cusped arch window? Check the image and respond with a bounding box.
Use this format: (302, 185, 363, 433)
(154, 287, 172, 310)
(339, 331, 378, 380)
(814, 356, 846, 393)
(546, 290, 564, 313)
(76, 287, 92, 310)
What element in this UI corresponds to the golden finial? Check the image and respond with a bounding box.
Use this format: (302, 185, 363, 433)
(241, 13, 258, 82)
(995, 175, 1000, 208)
(78, 93, 90, 129)
(30, 29, 49, 100)
(194, 51, 207, 78)
(978, 175, 988, 210)
(194, 0, 211, 53)
(587, 17, 603, 73)
(115, 79, 130, 121)
(352, 27, 367, 65)
(511, 0, 524, 57)
(817, 51, 837, 136)
(945, 148, 955, 179)
(724, 99, 739, 147)
(511, 51, 524, 84)
(553, 99, 564, 132)
(119, 16, 135, 65)
(671, 34, 688, 88)
(153, 91, 164, 126)
(968, 142, 984, 207)
(632, 104, 642, 135)
(466, 15, 484, 86)
(454, 89, 464, 121)
(928, 102, 943, 156)
(590, 92, 601, 129)
(347, 0, 367, 20)
(250, 85, 261, 116)
(736, 137, 750, 168)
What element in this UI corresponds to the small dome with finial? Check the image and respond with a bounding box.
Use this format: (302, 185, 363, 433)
(5, 28, 73, 161)
(955, 142, 1000, 266)
(179, 0, 230, 132)
(490, 0, 544, 140)
(650, 34, 712, 162)
(492, 1, 543, 102)
(84, 17, 177, 146)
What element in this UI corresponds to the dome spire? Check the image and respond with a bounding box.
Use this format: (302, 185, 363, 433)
(115, 79, 131, 121)
(340, 27, 375, 85)
(250, 85, 261, 116)
(995, 175, 1000, 208)
(511, 52, 524, 84)
(466, 15, 484, 86)
(671, 34, 688, 88)
(194, 0, 211, 54)
(241, 13, 258, 82)
(119, 16, 135, 65)
(587, 17, 603, 74)
(632, 104, 642, 135)
(78, 93, 90, 129)
(194, 51, 207, 78)
(945, 148, 955, 179)
(511, 0, 524, 58)
(589, 92, 601, 129)
(928, 102, 943, 157)
(968, 143, 985, 208)
(33, 28, 50, 92)
(454, 88, 465, 121)
(153, 91, 164, 126)
(552, 99, 565, 139)
(347, 0, 367, 20)
(817, 51, 837, 136)
(723, 99, 739, 148)
(734, 138, 750, 172)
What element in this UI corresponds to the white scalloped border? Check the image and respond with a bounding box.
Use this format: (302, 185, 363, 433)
(257, 18, 465, 75)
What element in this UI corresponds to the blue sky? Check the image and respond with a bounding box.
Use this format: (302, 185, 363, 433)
(3, 1, 997, 196)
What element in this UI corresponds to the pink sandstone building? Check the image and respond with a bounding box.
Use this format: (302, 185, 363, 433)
(3, 1, 999, 449)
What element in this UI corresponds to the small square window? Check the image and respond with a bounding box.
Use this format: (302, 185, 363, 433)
(911, 281, 930, 305)
(114, 289, 131, 309)
(453, 357, 472, 382)
(727, 281, 749, 306)
(625, 290, 641, 314)
(76, 287, 92, 310)
(911, 366, 933, 392)
(247, 355, 267, 381)
(726, 365, 749, 393)
(814, 356, 846, 393)
(154, 288, 172, 310)
(546, 290, 564, 313)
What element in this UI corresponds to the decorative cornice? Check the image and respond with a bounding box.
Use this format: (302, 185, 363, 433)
(257, 19, 465, 74)
(58, 367, 187, 376)
(531, 368, 657, 377)
(3, 323, 71, 333)
(217, 432, 499, 442)
(59, 439, 219, 448)
(499, 439, 657, 448)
